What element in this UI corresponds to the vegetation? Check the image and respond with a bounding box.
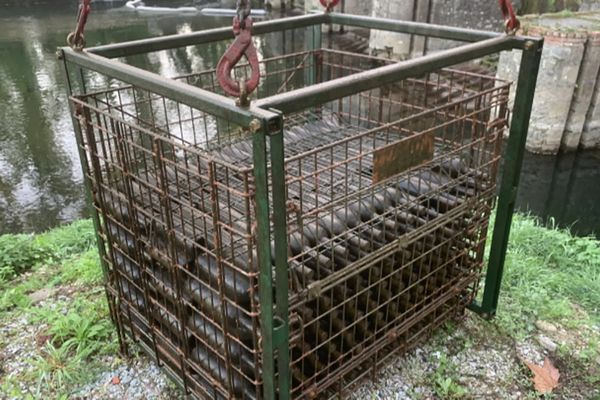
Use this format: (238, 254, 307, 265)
(0, 213, 598, 398)
(0, 220, 116, 398)
(493, 214, 600, 338)
(0, 220, 96, 283)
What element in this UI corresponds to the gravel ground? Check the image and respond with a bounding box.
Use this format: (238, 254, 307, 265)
(0, 314, 44, 396)
(73, 357, 182, 400)
(1, 297, 598, 399)
(349, 316, 531, 400)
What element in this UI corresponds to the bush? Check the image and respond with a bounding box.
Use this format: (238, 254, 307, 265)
(0, 219, 96, 283)
(0, 234, 51, 282)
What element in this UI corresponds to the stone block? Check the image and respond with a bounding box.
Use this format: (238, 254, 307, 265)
(581, 78, 600, 149)
(497, 30, 587, 154)
(368, 0, 413, 56)
(563, 34, 600, 150)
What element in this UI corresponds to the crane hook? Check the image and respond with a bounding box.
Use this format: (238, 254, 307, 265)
(216, 16, 260, 105)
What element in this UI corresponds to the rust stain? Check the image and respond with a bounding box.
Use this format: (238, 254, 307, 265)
(372, 132, 434, 183)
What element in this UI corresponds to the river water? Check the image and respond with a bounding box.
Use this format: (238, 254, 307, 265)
(0, 0, 598, 237)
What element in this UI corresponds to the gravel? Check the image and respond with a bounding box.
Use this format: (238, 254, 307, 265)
(1, 302, 596, 400)
(74, 357, 182, 400)
(0, 314, 48, 397)
(349, 316, 531, 400)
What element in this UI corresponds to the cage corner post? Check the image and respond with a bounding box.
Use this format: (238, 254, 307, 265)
(267, 110, 291, 400)
(59, 52, 128, 355)
(471, 37, 544, 318)
(252, 111, 290, 400)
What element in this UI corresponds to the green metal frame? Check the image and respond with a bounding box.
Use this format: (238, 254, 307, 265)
(61, 11, 543, 399)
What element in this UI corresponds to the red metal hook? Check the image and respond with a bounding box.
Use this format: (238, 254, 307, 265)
(216, 17, 260, 100)
(319, 0, 341, 12)
(67, 0, 91, 50)
(498, 0, 520, 34)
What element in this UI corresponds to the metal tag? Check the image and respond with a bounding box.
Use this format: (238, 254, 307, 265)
(372, 132, 434, 183)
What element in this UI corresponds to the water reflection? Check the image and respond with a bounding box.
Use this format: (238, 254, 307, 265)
(0, 1, 599, 238)
(516, 150, 600, 238)
(0, 1, 233, 233)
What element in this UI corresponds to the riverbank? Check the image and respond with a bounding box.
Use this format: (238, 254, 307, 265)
(0, 214, 598, 399)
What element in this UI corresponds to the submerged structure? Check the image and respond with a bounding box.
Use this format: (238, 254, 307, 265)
(60, 9, 542, 400)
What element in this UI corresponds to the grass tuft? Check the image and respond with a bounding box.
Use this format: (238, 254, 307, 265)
(492, 213, 600, 338)
(0, 219, 96, 283)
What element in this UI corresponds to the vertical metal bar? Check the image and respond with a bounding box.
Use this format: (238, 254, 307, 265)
(308, 24, 322, 87)
(307, 24, 322, 121)
(59, 53, 127, 354)
(473, 39, 543, 316)
(268, 113, 290, 400)
(59, 58, 107, 286)
(252, 120, 276, 400)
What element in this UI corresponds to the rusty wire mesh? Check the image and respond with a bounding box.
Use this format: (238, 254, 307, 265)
(71, 48, 510, 399)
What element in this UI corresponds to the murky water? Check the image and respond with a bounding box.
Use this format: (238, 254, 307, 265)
(0, 0, 240, 233)
(0, 1, 599, 237)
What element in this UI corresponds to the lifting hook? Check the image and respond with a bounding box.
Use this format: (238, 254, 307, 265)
(67, 0, 91, 50)
(216, 16, 260, 102)
(319, 0, 340, 12)
(498, 0, 520, 35)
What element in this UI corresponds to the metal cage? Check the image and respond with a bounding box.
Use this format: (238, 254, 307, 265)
(61, 12, 543, 400)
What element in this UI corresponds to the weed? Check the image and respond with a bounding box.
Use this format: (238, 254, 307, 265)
(32, 342, 90, 394)
(0, 233, 51, 282)
(54, 248, 103, 286)
(0, 219, 96, 283)
(431, 353, 467, 399)
(31, 295, 116, 357)
(37, 219, 96, 259)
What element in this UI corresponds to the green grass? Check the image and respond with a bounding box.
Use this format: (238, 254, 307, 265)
(0, 219, 96, 283)
(0, 214, 599, 398)
(491, 214, 600, 339)
(0, 220, 116, 398)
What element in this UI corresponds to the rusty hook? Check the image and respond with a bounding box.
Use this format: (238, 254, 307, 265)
(319, 0, 340, 11)
(216, 16, 260, 101)
(67, 0, 91, 50)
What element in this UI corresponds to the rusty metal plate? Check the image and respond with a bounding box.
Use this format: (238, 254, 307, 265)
(372, 132, 434, 183)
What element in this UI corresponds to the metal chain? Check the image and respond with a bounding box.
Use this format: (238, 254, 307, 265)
(498, 0, 520, 35)
(67, 0, 92, 50)
(319, 0, 340, 12)
(236, 0, 252, 28)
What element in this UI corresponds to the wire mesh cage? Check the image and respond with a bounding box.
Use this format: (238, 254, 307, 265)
(62, 12, 542, 400)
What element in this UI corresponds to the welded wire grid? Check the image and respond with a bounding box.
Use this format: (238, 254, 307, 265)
(70, 48, 510, 399)
(269, 61, 510, 398)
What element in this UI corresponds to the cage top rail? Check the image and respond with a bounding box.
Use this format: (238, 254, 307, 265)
(60, 11, 542, 133)
(84, 11, 536, 60)
(255, 35, 522, 114)
(59, 48, 279, 126)
(86, 13, 327, 59)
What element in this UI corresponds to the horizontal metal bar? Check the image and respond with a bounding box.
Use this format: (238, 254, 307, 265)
(255, 35, 518, 114)
(329, 12, 501, 43)
(88, 13, 328, 58)
(61, 48, 277, 126)
(329, 13, 541, 49)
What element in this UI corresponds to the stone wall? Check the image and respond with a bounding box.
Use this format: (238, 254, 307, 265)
(368, 0, 414, 56)
(300, 1, 600, 152)
(426, 0, 503, 51)
(497, 17, 600, 153)
(580, 0, 600, 12)
(305, 0, 506, 57)
(367, 0, 507, 56)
